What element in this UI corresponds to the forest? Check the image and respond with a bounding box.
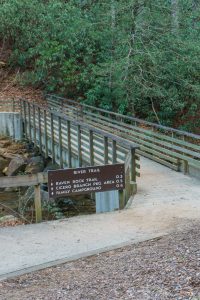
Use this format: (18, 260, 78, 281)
(0, 0, 200, 132)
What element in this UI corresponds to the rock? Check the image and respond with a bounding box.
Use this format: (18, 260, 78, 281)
(0, 148, 21, 160)
(25, 156, 44, 174)
(0, 215, 19, 223)
(4, 187, 19, 192)
(41, 190, 50, 202)
(0, 140, 11, 148)
(3, 166, 7, 174)
(43, 161, 59, 172)
(41, 161, 60, 191)
(0, 157, 9, 173)
(5, 156, 27, 176)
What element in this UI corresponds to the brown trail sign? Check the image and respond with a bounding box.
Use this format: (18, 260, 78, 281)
(48, 164, 125, 199)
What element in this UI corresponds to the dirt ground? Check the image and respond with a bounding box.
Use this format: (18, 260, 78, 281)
(0, 221, 200, 300)
(0, 70, 45, 105)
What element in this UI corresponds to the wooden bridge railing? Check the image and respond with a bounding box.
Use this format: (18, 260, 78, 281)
(0, 98, 20, 112)
(20, 99, 140, 210)
(46, 94, 200, 175)
(0, 173, 47, 223)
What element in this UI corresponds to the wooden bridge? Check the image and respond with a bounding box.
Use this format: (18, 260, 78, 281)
(0, 96, 200, 220)
(45, 94, 200, 177)
(20, 99, 140, 212)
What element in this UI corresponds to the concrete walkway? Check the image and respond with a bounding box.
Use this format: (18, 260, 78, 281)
(0, 157, 200, 280)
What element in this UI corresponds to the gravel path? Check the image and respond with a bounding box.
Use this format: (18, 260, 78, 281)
(1, 221, 200, 300)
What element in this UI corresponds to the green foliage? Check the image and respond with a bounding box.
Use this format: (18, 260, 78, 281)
(0, 0, 200, 132)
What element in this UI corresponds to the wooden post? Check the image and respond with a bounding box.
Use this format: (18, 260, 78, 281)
(34, 184, 42, 223)
(67, 120, 72, 168)
(104, 136, 108, 164)
(130, 147, 136, 182)
(89, 129, 95, 200)
(77, 125, 82, 167)
(28, 102, 31, 140)
(50, 113, 55, 163)
(33, 105, 36, 145)
(44, 110, 48, 158)
(89, 130, 94, 166)
(23, 101, 27, 139)
(119, 189, 126, 210)
(58, 116, 63, 168)
(19, 99, 24, 139)
(183, 160, 189, 175)
(112, 140, 117, 164)
(38, 107, 42, 153)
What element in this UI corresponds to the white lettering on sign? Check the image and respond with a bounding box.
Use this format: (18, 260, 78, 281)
(73, 179, 84, 184)
(88, 168, 100, 173)
(104, 180, 115, 184)
(74, 170, 86, 175)
(48, 163, 125, 199)
(86, 178, 98, 182)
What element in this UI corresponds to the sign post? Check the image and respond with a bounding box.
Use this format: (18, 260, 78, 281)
(48, 163, 125, 199)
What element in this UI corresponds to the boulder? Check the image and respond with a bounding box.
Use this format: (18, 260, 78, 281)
(43, 161, 59, 172)
(0, 157, 9, 173)
(0, 140, 12, 148)
(25, 156, 44, 174)
(0, 215, 19, 224)
(5, 156, 27, 176)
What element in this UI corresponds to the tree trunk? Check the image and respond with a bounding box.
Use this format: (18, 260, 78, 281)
(171, 0, 179, 34)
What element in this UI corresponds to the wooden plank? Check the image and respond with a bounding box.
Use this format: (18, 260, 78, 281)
(87, 115, 199, 164)
(0, 173, 47, 188)
(77, 125, 82, 167)
(104, 136, 108, 165)
(131, 148, 136, 182)
(50, 113, 55, 163)
(58, 116, 63, 168)
(89, 130, 94, 166)
(34, 184, 42, 223)
(23, 101, 27, 138)
(67, 120, 72, 167)
(137, 149, 179, 171)
(85, 112, 200, 152)
(43, 109, 48, 158)
(32, 105, 37, 145)
(38, 107, 42, 153)
(112, 140, 117, 164)
(28, 102, 31, 140)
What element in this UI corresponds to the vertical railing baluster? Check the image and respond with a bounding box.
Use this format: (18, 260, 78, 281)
(104, 136, 108, 164)
(23, 101, 27, 139)
(77, 125, 82, 167)
(38, 107, 42, 153)
(89, 130, 94, 166)
(112, 140, 117, 164)
(130, 147, 136, 182)
(32, 105, 36, 145)
(28, 102, 31, 140)
(58, 116, 63, 168)
(44, 109, 48, 158)
(67, 120, 72, 168)
(50, 113, 55, 163)
(19, 99, 24, 139)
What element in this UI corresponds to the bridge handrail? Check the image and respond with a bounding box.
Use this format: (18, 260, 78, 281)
(45, 94, 200, 175)
(46, 94, 200, 140)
